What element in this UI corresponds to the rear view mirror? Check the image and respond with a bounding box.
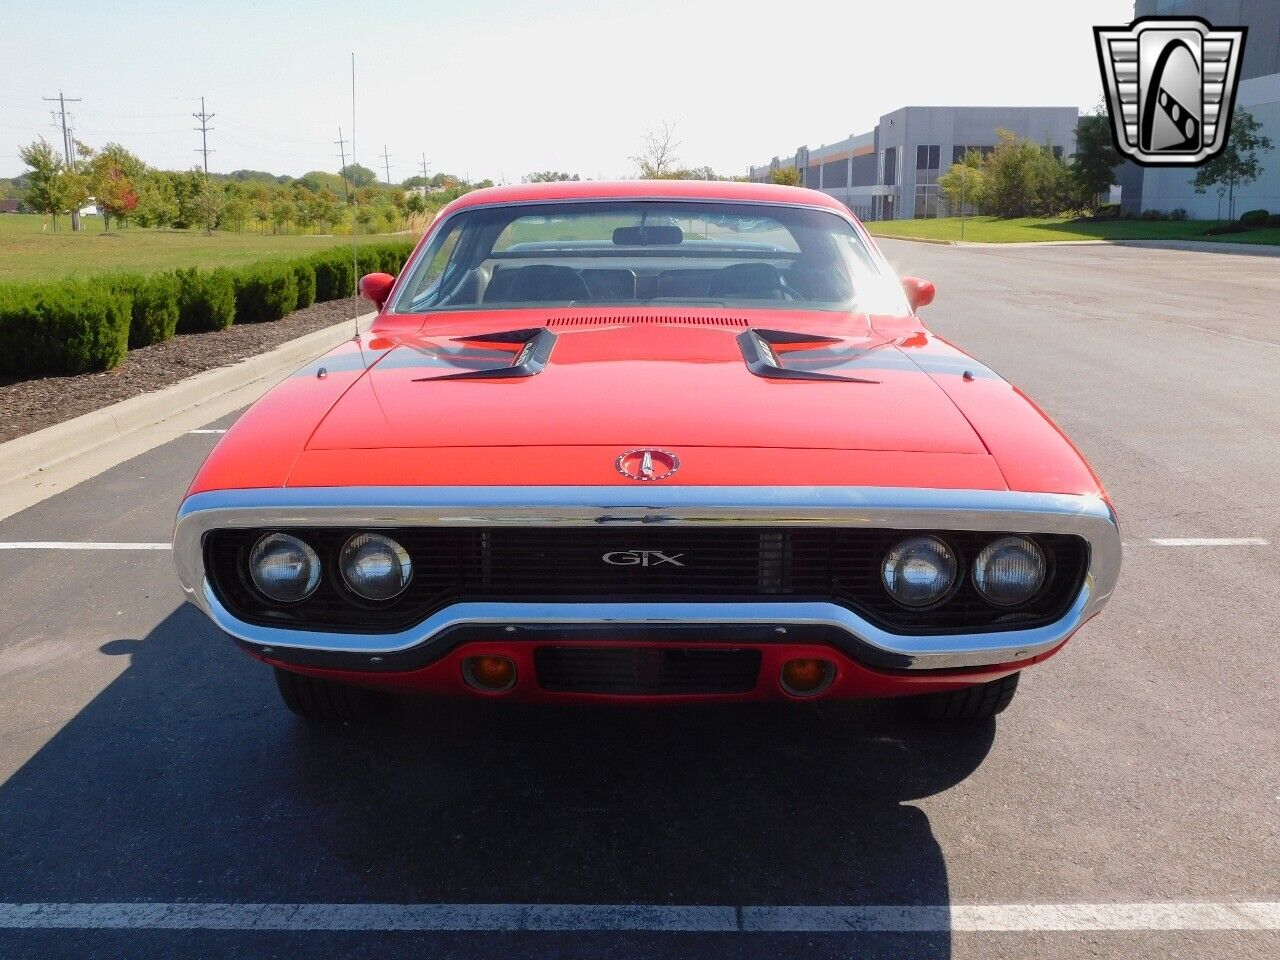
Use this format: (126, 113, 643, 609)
(359, 272, 396, 309)
(612, 225, 684, 246)
(901, 276, 936, 312)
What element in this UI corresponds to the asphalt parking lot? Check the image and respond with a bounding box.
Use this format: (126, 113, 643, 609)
(0, 239, 1277, 959)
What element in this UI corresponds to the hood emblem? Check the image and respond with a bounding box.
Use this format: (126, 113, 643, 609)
(616, 448, 680, 482)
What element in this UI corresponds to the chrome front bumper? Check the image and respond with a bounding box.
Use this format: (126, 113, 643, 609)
(173, 485, 1121, 671)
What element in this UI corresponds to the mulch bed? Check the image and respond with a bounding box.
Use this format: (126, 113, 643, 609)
(0, 297, 366, 444)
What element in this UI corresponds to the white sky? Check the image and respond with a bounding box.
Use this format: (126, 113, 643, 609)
(0, 0, 1135, 182)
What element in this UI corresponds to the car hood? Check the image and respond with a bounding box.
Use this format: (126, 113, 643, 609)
(304, 318, 987, 456)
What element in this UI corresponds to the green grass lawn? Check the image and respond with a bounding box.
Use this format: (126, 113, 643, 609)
(0, 213, 407, 282)
(866, 215, 1280, 246)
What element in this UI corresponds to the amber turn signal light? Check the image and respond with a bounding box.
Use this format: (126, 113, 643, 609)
(780, 658, 834, 697)
(463, 655, 517, 693)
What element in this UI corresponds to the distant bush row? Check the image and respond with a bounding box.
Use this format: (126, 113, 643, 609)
(0, 241, 413, 377)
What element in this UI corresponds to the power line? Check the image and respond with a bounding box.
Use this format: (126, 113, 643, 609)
(42, 90, 82, 230)
(193, 97, 215, 236)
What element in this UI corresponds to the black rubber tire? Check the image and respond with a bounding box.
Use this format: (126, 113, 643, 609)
(273, 667, 386, 723)
(906, 672, 1020, 722)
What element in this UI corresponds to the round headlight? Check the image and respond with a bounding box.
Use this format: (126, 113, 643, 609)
(340, 533, 412, 601)
(881, 536, 958, 608)
(973, 536, 1046, 606)
(248, 533, 321, 603)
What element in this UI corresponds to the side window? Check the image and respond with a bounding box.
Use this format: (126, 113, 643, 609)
(406, 229, 461, 304)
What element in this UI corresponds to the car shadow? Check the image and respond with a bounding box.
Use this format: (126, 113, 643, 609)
(0, 604, 995, 959)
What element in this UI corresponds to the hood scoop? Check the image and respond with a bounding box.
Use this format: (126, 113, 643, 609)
(737, 329, 880, 384)
(411, 327, 557, 382)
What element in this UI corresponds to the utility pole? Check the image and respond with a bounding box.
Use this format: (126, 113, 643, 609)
(43, 90, 83, 231)
(193, 97, 215, 236)
(419, 153, 430, 182)
(335, 128, 351, 205)
(381, 145, 392, 187)
(335, 126, 358, 298)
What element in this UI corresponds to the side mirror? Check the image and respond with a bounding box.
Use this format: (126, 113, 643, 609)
(901, 276, 936, 312)
(359, 272, 396, 309)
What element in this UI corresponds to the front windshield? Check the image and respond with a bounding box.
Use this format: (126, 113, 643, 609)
(390, 200, 908, 315)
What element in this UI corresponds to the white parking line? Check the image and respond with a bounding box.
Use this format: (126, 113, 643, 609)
(1148, 537, 1270, 547)
(0, 901, 1276, 933)
(188, 429, 228, 434)
(0, 542, 171, 551)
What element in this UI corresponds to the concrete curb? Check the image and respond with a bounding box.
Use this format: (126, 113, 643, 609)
(0, 312, 376, 521)
(870, 234, 956, 246)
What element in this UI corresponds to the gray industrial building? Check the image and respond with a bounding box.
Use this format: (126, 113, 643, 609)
(1118, 0, 1280, 217)
(748, 106, 1079, 221)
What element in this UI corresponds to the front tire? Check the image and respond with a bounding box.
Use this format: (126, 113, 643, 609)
(273, 667, 386, 723)
(906, 672, 1019, 722)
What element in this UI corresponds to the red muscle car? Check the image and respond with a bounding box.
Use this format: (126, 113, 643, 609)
(173, 180, 1120, 724)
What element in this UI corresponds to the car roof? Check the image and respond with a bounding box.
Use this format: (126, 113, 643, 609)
(440, 179, 853, 217)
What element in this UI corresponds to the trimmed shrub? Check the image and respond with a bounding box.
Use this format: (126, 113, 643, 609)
(379, 242, 413, 275)
(175, 268, 236, 333)
(1268, 213, 1280, 228)
(354, 246, 383, 278)
(0, 281, 131, 376)
(1240, 209, 1269, 228)
(1140, 208, 1169, 221)
(312, 251, 355, 302)
(232, 262, 298, 323)
(291, 260, 317, 310)
(122, 273, 181, 348)
(1169, 208, 1189, 221)
(1204, 222, 1249, 235)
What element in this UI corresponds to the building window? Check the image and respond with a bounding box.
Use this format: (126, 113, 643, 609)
(1052, 145, 1064, 160)
(952, 145, 994, 165)
(914, 184, 940, 219)
(915, 144, 940, 170)
(882, 147, 897, 186)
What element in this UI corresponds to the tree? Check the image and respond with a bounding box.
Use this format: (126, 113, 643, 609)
(19, 138, 75, 229)
(1070, 107, 1122, 213)
(270, 192, 294, 233)
(523, 171, 580, 183)
(133, 171, 179, 227)
(980, 129, 1075, 217)
(313, 188, 343, 232)
(631, 121, 681, 178)
(341, 163, 378, 188)
(937, 150, 987, 214)
(1193, 109, 1274, 220)
(84, 142, 144, 230)
(300, 170, 346, 194)
(769, 167, 802, 187)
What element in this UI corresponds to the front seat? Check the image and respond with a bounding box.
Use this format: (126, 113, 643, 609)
(707, 262, 784, 300)
(506, 265, 591, 303)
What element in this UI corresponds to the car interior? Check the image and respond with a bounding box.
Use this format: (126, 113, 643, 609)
(395, 202, 887, 313)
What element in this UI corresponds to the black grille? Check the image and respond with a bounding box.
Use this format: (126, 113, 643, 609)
(535, 646, 761, 695)
(205, 527, 1088, 635)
